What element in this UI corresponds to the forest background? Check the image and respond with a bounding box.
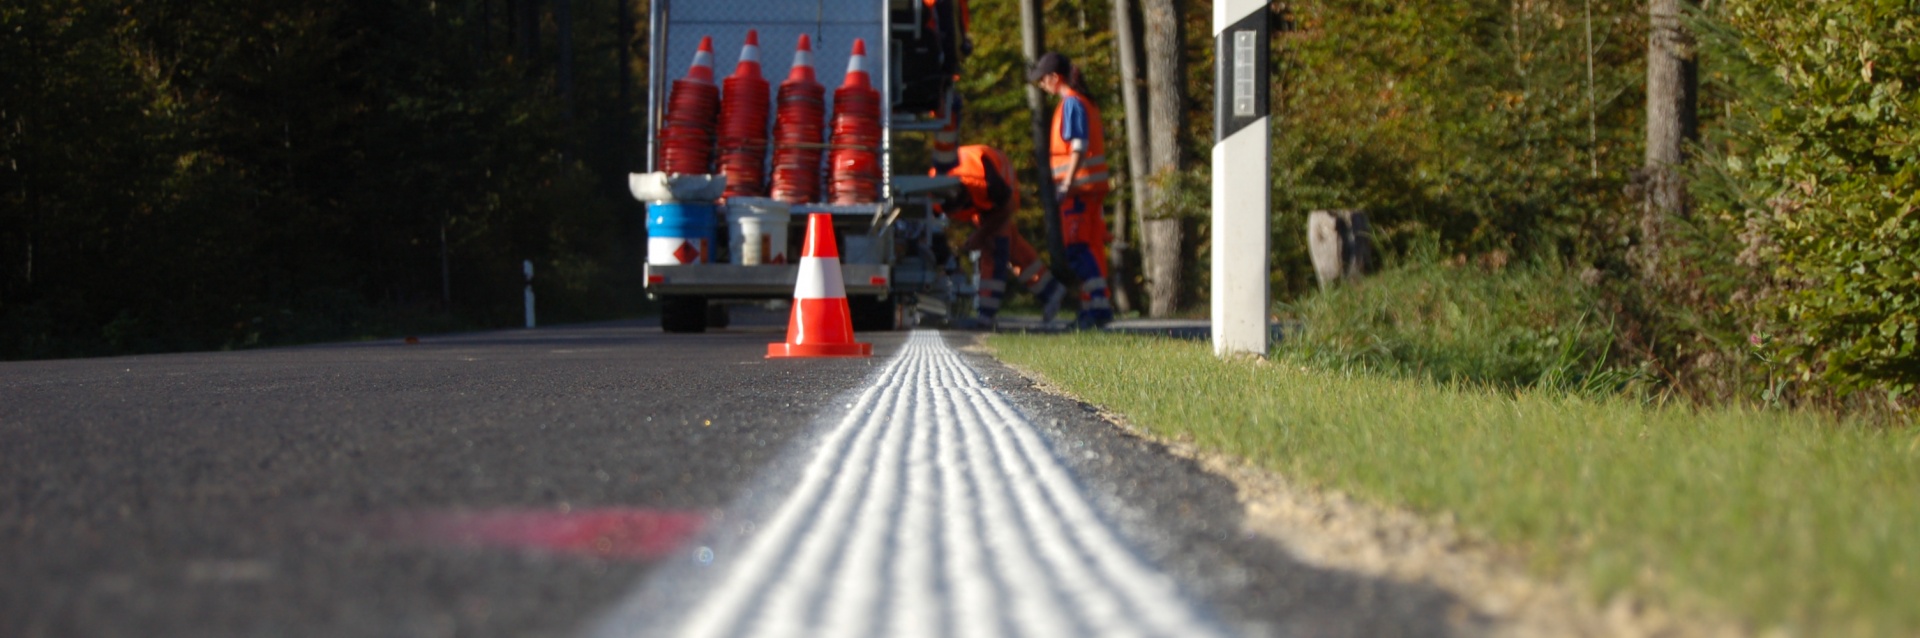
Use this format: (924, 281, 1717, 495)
(4, 0, 1915, 411)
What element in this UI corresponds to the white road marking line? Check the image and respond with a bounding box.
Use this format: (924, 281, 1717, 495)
(667, 331, 1220, 638)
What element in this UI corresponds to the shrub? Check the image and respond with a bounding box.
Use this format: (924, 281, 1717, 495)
(1705, 2, 1920, 401)
(1277, 252, 1636, 395)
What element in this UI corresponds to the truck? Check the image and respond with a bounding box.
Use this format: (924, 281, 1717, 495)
(637, 0, 969, 333)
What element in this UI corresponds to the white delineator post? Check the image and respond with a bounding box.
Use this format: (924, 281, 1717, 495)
(1211, 0, 1272, 357)
(523, 259, 536, 329)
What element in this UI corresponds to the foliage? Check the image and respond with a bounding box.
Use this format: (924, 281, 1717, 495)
(1694, 1, 1920, 402)
(1270, 0, 1647, 300)
(0, 0, 646, 359)
(1141, 166, 1210, 220)
(1278, 252, 1636, 395)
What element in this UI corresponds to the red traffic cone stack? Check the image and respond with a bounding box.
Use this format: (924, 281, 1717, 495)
(828, 39, 882, 204)
(718, 31, 771, 198)
(770, 35, 826, 204)
(768, 213, 872, 358)
(658, 37, 720, 175)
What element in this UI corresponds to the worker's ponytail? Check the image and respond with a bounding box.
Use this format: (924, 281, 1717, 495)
(1065, 64, 1091, 97)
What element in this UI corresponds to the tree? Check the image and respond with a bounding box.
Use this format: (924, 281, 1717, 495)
(1639, 0, 1698, 281)
(1141, 0, 1185, 317)
(1112, 0, 1149, 313)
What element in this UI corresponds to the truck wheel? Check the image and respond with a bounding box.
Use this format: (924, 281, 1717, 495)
(661, 296, 707, 333)
(706, 302, 731, 329)
(849, 295, 899, 332)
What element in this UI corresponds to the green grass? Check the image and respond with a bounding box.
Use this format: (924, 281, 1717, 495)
(1277, 260, 1634, 395)
(990, 331, 1920, 636)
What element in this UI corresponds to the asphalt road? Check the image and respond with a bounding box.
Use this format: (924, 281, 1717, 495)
(2, 317, 1473, 637)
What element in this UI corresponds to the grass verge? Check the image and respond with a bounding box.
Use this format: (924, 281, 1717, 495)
(990, 330, 1920, 636)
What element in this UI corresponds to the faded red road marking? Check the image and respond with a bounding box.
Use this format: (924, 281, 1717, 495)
(381, 508, 707, 561)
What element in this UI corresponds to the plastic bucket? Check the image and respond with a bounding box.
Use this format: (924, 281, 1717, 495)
(647, 201, 717, 265)
(725, 197, 791, 265)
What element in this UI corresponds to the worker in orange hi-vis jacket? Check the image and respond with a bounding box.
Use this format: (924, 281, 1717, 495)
(1029, 51, 1114, 328)
(932, 145, 1068, 329)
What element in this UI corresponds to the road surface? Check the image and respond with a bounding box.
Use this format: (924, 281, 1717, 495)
(2, 319, 1471, 637)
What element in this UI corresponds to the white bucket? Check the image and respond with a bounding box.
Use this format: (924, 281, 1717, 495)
(628, 172, 726, 202)
(725, 197, 791, 265)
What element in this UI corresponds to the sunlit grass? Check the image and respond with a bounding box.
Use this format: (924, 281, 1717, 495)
(991, 331, 1920, 636)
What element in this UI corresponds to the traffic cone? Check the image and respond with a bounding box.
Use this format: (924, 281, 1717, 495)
(731, 30, 762, 79)
(768, 213, 872, 358)
(688, 36, 716, 84)
(840, 39, 872, 90)
(785, 34, 816, 84)
(829, 39, 881, 204)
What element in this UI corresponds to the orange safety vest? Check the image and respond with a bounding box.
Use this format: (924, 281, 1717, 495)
(931, 145, 1017, 224)
(953, 145, 1018, 214)
(1049, 86, 1110, 195)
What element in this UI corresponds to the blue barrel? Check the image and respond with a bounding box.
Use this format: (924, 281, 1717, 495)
(646, 201, 717, 265)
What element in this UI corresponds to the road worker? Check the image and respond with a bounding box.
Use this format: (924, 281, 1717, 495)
(932, 144, 1067, 329)
(1028, 51, 1114, 328)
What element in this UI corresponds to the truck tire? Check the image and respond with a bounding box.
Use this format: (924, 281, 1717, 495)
(849, 295, 899, 332)
(661, 296, 707, 333)
(706, 302, 731, 329)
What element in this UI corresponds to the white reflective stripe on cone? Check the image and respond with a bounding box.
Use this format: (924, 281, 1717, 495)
(792, 257, 847, 299)
(1081, 277, 1108, 291)
(980, 279, 1008, 293)
(1086, 297, 1113, 310)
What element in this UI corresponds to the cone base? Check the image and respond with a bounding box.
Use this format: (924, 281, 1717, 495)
(767, 341, 872, 358)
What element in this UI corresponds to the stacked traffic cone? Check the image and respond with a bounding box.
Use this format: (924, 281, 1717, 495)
(718, 31, 771, 197)
(770, 35, 826, 205)
(768, 213, 872, 358)
(658, 37, 720, 175)
(828, 39, 882, 205)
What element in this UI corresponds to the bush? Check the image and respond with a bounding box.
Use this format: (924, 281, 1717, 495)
(1278, 252, 1635, 395)
(1703, 2, 1920, 401)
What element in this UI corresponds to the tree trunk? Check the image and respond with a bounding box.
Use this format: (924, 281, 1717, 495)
(1020, 0, 1072, 284)
(1143, 0, 1183, 174)
(1110, 0, 1147, 314)
(556, 0, 574, 120)
(1640, 0, 1697, 281)
(513, 0, 540, 67)
(1141, 0, 1184, 317)
(1144, 218, 1182, 316)
(617, 0, 633, 167)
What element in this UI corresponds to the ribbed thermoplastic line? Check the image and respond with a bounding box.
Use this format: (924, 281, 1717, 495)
(670, 332, 1219, 638)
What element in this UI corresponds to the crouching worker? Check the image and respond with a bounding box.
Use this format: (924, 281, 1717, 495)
(932, 144, 1067, 329)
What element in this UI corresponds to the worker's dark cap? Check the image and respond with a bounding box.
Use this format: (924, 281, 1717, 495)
(1027, 52, 1069, 82)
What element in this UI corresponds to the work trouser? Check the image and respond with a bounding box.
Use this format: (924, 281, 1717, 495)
(1058, 191, 1113, 324)
(973, 225, 1062, 319)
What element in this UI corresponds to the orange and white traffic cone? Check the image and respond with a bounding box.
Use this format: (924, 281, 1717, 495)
(768, 213, 872, 358)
